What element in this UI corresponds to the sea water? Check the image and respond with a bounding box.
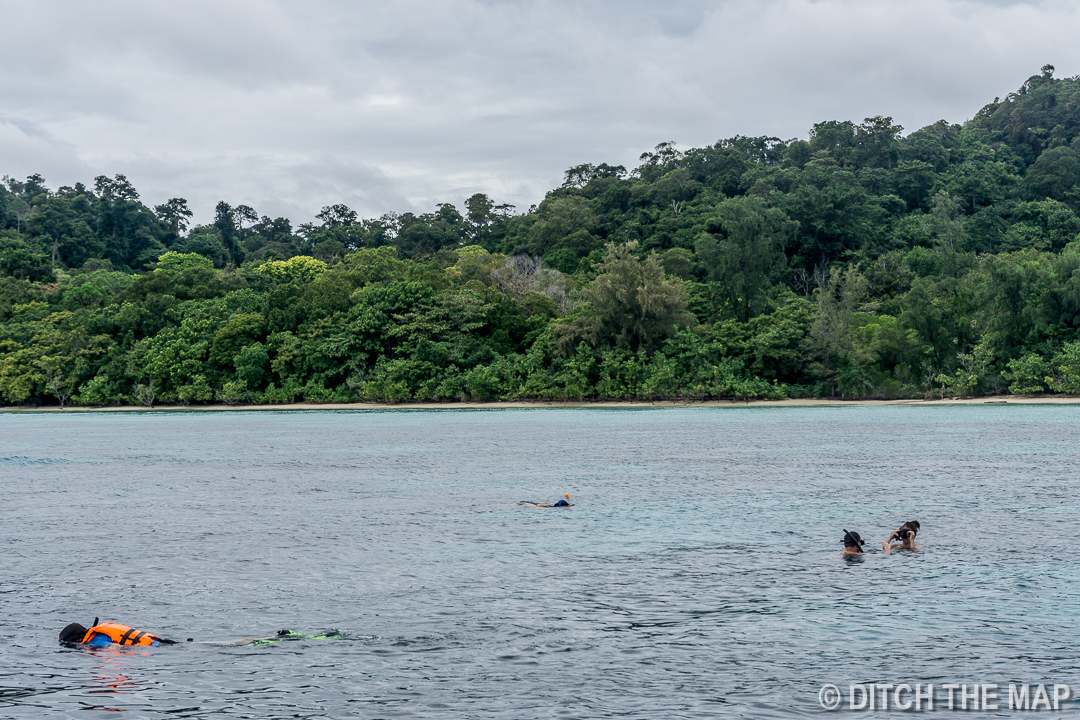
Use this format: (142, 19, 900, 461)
(1, 406, 1078, 718)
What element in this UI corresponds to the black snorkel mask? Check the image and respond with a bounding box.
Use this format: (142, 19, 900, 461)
(897, 523, 918, 540)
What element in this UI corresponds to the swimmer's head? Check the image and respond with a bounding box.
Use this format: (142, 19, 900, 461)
(904, 520, 920, 534)
(59, 623, 88, 644)
(896, 528, 914, 541)
(842, 530, 864, 550)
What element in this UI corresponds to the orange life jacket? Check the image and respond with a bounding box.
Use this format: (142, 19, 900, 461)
(81, 622, 160, 646)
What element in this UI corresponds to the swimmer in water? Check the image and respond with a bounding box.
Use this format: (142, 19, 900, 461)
(518, 493, 572, 508)
(882, 520, 921, 554)
(841, 529, 867, 555)
(206, 629, 344, 646)
(59, 618, 178, 646)
(889, 520, 920, 544)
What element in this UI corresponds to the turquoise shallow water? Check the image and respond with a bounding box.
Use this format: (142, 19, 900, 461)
(1, 406, 1079, 718)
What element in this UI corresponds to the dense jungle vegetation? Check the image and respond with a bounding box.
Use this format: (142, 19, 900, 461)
(4, 66, 1080, 406)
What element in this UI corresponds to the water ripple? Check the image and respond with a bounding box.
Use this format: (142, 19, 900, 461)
(1, 406, 1079, 718)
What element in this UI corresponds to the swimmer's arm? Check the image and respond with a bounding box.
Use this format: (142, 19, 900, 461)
(881, 541, 891, 555)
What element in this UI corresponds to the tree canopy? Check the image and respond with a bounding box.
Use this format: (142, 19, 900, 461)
(5, 67, 1080, 406)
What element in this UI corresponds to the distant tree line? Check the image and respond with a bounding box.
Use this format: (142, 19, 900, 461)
(3, 66, 1080, 406)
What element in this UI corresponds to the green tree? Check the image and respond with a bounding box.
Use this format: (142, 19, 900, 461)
(696, 196, 795, 321)
(154, 198, 193, 244)
(256, 256, 328, 284)
(556, 241, 694, 353)
(210, 312, 266, 365)
(93, 174, 165, 269)
(895, 160, 937, 208)
(524, 196, 598, 258)
(0, 231, 55, 281)
(156, 251, 215, 272)
(782, 156, 880, 268)
(1023, 146, 1080, 203)
(807, 265, 873, 395)
(974, 251, 1052, 361)
(854, 116, 903, 169)
(25, 195, 99, 267)
(214, 201, 239, 263)
(927, 190, 970, 273)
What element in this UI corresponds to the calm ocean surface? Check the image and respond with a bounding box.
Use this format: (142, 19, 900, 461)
(1, 406, 1079, 719)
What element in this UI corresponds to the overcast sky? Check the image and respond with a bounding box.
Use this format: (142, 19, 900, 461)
(1, 0, 1077, 225)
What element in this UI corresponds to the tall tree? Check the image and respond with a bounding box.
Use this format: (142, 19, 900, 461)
(234, 204, 258, 248)
(696, 196, 795, 321)
(557, 241, 694, 353)
(154, 198, 193, 244)
(213, 201, 239, 263)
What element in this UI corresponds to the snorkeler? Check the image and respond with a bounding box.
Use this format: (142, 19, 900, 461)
(204, 629, 344, 647)
(59, 618, 178, 646)
(841, 529, 867, 555)
(882, 520, 921, 554)
(887, 520, 920, 544)
(61, 622, 339, 648)
(518, 493, 573, 508)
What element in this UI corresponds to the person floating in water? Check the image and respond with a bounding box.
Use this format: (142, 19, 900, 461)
(61, 622, 341, 647)
(882, 520, 921, 554)
(841, 529, 867, 555)
(518, 493, 572, 508)
(59, 618, 178, 646)
(208, 629, 344, 647)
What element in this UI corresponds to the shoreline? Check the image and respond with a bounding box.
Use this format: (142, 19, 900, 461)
(2, 395, 1079, 412)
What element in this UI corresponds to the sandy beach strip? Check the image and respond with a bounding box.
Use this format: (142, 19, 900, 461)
(2, 395, 1079, 412)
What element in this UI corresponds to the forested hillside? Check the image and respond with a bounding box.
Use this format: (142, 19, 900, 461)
(4, 66, 1080, 407)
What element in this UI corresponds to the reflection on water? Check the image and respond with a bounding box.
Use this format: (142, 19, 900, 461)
(88, 647, 146, 696)
(1, 406, 1079, 718)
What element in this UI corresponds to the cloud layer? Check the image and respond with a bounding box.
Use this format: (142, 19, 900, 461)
(1, 0, 1076, 224)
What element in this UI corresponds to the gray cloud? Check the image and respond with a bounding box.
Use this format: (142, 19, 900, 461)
(1, 0, 1076, 224)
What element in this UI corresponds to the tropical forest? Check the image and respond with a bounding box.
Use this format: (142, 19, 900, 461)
(3, 66, 1080, 407)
